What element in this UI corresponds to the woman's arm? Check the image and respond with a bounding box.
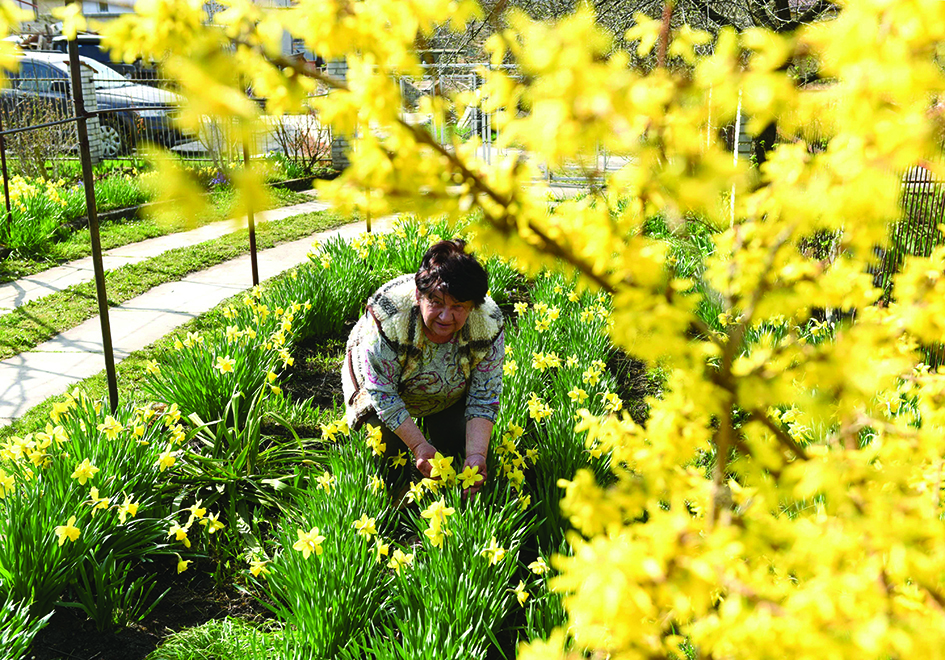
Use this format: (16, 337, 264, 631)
(393, 416, 437, 478)
(463, 417, 493, 496)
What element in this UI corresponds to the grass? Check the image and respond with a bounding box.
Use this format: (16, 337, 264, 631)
(145, 617, 282, 660)
(0, 187, 312, 283)
(0, 210, 346, 361)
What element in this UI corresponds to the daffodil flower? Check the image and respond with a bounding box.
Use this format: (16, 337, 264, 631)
(95, 415, 124, 441)
(214, 355, 236, 373)
(513, 580, 530, 606)
(458, 465, 484, 489)
(481, 536, 506, 565)
(71, 458, 99, 485)
(390, 451, 408, 468)
(316, 471, 335, 493)
(117, 495, 139, 524)
(421, 498, 455, 526)
(528, 557, 550, 574)
(428, 453, 456, 482)
(201, 511, 225, 534)
(374, 539, 390, 563)
(168, 522, 192, 548)
(54, 515, 81, 546)
(387, 548, 414, 574)
(86, 487, 110, 517)
(249, 557, 270, 577)
(0, 469, 14, 498)
(293, 527, 326, 559)
(353, 514, 377, 538)
(186, 500, 207, 524)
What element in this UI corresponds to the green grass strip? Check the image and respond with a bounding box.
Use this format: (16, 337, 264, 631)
(0, 210, 347, 362)
(0, 187, 312, 283)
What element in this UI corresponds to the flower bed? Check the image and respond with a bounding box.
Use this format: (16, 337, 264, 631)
(3, 217, 652, 659)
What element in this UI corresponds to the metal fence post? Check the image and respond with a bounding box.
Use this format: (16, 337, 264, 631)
(241, 125, 259, 286)
(0, 111, 11, 239)
(66, 14, 120, 413)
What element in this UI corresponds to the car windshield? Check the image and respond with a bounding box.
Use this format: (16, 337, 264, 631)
(84, 59, 133, 89)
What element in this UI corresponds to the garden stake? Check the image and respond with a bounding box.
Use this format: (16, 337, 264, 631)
(67, 16, 119, 413)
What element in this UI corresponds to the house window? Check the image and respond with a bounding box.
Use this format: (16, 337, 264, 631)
(98, 1, 108, 11)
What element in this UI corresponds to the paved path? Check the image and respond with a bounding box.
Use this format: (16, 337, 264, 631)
(0, 191, 331, 313)
(0, 202, 392, 426)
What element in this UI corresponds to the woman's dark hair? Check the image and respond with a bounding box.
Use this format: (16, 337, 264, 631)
(415, 239, 488, 306)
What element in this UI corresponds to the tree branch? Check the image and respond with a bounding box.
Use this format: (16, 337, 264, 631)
(748, 408, 810, 461)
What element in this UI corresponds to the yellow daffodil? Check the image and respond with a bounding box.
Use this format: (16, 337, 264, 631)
(177, 557, 191, 573)
(214, 355, 236, 373)
(316, 471, 335, 493)
(387, 548, 414, 574)
(168, 522, 192, 548)
(368, 475, 386, 494)
(201, 511, 225, 534)
(95, 415, 124, 441)
(87, 487, 110, 517)
(428, 453, 456, 482)
(249, 557, 270, 577)
(353, 514, 377, 538)
(406, 481, 425, 504)
(365, 424, 386, 456)
(54, 515, 81, 546)
(421, 498, 455, 526)
(602, 391, 623, 412)
(374, 539, 390, 563)
(117, 495, 139, 523)
(528, 557, 550, 574)
(186, 500, 207, 524)
(481, 536, 506, 565)
(513, 580, 530, 606)
(458, 465, 484, 489)
(568, 387, 589, 404)
(157, 449, 177, 472)
(145, 359, 161, 375)
(390, 451, 408, 468)
(293, 527, 326, 559)
(0, 469, 14, 498)
(71, 458, 99, 485)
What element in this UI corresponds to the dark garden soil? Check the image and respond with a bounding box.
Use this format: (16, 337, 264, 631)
(29, 563, 273, 660)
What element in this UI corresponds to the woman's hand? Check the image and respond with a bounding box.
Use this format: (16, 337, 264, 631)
(463, 452, 488, 498)
(412, 440, 437, 478)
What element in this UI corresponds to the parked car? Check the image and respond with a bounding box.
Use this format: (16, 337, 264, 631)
(0, 51, 185, 158)
(47, 34, 160, 82)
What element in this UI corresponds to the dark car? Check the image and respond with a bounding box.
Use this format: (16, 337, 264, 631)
(1, 51, 185, 157)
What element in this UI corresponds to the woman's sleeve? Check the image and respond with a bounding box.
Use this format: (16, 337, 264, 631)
(465, 329, 505, 423)
(360, 320, 411, 430)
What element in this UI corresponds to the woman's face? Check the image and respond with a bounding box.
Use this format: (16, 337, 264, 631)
(418, 289, 473, 343)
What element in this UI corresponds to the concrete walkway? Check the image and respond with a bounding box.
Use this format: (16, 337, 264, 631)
(0, 191, 331, 313)
(0, 203, 392, 426)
